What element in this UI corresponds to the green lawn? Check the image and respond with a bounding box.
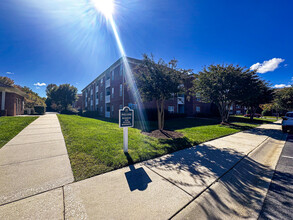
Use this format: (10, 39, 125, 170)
(58, 114, 276, 181)
(0, 116, 38, 148)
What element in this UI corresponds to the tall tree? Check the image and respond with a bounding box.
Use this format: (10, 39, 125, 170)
(134, 54, 188, 130)
(46, 84, 77, 111)
(275, 86, 293, 111)
(192, 64, 249, 124)
(239, 72, 273, 119)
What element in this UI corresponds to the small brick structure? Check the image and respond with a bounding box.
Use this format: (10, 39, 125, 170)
(0, 82, 25, 116)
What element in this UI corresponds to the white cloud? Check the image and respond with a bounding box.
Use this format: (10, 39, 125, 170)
(250, 58, 285, 74)
(34, 82, 46, 87)
(6, 72, 14, 75)
(273, 84, 291, 88)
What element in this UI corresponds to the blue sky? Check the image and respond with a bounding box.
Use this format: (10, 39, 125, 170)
(0, 0, 292, 97)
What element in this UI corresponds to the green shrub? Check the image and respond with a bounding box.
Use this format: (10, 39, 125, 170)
(81, 111, 100, 118)
(61, 105, 78, 115)
(34, 106, 46, 115)
(61, 108, 78, 115)
(0, 110, 7, 116)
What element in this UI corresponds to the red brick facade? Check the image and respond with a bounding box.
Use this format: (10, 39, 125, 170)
(0, 92, 24, 116)
(82, 57, 213, 119)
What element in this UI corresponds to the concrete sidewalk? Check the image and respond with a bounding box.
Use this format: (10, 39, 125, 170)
(0, 113, 74, 206)
(0, 121, 287, 219)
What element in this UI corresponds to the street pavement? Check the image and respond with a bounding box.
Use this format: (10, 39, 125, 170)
(258, 133, 293, 220)
(0, 113, 74, 206)
(0, 120, 288, 219)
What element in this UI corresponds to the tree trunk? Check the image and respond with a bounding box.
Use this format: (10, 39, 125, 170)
(217, 102, 226, 124)
(250, 107, 256, 120)
(156, 101, 162, 130)
(156, 99, 165, 130)
(161, 100, 165, 130)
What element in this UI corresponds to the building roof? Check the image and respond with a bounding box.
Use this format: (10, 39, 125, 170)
(82, 56, 141, 92)
(0, 82, 14, 88)
(0, 82, 26, 97)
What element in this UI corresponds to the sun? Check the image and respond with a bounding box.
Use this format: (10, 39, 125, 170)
(91, 0, 114, 19)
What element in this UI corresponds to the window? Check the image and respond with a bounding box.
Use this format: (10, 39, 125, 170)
(100, 78, 103, 84)
(96, 93, 99, 99)
(120, 84, 122, 96)
(168, 106, 174, 113)
(111, 105, 114, 112)
(106, 87, 111, 96)
(112, 70, 114, 80)
(100, 92, 103, 100)
(100, 106, 103, 112)
(196, 106, 200, 113)
(230, 106, 233, 110)
(112, 88, 114, 98)
(106, 104, 111, 112)
(96, 85, 99, 93)
(119, 104, 123, 109)
(120, 64, 123, 76)
(106, 72, 110, 80)
(196, 93, 201, 101)
(169, 93, 175, 100)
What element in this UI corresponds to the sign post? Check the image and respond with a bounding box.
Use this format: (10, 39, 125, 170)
(119, 107, 134, 153)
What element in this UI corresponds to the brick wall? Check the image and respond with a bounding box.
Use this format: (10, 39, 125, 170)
(82, 58, 215, 119)
(2, 92, 24, 116)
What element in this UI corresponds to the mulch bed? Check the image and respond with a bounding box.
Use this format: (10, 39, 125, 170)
(142, 129, 184, 139)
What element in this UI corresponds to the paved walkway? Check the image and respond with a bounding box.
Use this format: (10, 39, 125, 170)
(0, 113, 74, 206)
(0, 121, 287, 219)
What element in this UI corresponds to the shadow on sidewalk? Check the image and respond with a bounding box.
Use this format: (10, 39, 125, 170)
(124, 153, 152, 192)
(144, 130, 287, 218)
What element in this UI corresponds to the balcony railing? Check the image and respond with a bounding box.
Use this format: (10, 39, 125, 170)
(105, 95, 110, 103)
(106, 79, 110, 88)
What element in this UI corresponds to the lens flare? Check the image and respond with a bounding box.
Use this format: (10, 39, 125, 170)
(90, 0, 114, 19)
(91, 1, 148, 130)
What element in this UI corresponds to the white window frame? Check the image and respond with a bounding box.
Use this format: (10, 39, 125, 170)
(112, 70, 114, 80)
(120, 64, 123, 76)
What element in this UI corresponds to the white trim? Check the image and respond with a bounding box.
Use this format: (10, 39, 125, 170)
(1, 91, 5, 110)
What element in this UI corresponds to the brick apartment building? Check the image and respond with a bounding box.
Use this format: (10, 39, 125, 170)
(82, 57, 213, 119)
